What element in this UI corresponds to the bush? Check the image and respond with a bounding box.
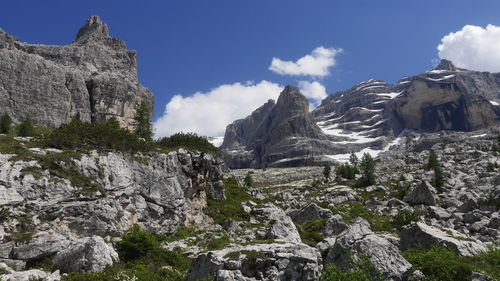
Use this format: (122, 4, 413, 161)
(323, 164, 332, 181)
(207, 177, 252, 225)
(18, 117, 34, 137)
(133, 102, 153, 141)
(296, 219, 328, 246)
(321, 256, 387, 281)
(335, 163, 357, 180)
(116, 225, 159, 262)
(43, 118, 152, 153)
(244, 173, 253, 187)
(390, 209, 420, 231)
(402, 246, 472, 281)
(157, 132, 219, 154)
(0, 113, 12, 134)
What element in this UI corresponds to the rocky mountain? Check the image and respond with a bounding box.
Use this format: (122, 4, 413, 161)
(222, 60, 500, 168)
(0, 16, 153, 129)
(221, 86, 337, 168)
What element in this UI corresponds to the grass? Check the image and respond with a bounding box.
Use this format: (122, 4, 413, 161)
(321, 255, 387, 281)
(295, 219, 328, 246)
(327, 202, 392, 233)
(206, 177, 253, 225)
(403, 246, 500, 281)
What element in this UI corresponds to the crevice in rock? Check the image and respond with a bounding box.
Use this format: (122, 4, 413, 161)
(85, 79, 96, 123)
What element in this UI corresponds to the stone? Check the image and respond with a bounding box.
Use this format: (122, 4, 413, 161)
(0, 16, 153, 129)
(292, 203, 333, 224)
(322, 215, 348, 237)
(53, 236, 118, 273)
(12, 232, 70, 260)
(403, 181, 437, 206)
(252, 203, 301, 243)
(400, 222, 487, 256)
(187, 242, 322, 281)
(0, 262, 60, 281)
(324, 219, 412, 281)
(428, 206, 452, 220)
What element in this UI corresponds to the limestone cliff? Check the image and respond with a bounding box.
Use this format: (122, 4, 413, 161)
(0, 16, 153, 129)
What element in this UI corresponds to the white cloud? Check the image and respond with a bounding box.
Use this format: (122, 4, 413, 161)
(153, 81, 283, 138)
(269, 46, 342, 77)
(298, 80, 327, 108)
(437, 24, 500, 72)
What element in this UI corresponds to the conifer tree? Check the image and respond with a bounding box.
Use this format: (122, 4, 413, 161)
(323, 164, 331, 182)
(133, 102, 153, 141)
(0, 113, 12, 134)
(18, 117, 34, 137)
(359, 153, 376, 186)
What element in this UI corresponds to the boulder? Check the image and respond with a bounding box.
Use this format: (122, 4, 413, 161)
(400, 222, 487, 256)
(252, 203, 301, 243)
(187, 243, 322, 281)
(53, 236, 118, 273)
(403, 181, 437, 206)
(325, 218, 412, 281)
(292, 203, 333, 224)
(12, 232, 70, 260)
(0, 262, 60, 281)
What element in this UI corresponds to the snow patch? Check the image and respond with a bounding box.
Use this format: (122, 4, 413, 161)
(471, 133, 487, 138)
(489, 100, 499, 106)
(375, 91, 403, 99)
(208, 136, 224, 147)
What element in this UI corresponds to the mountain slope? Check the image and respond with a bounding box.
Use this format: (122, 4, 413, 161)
(222, 60, 500, 168)
(0, 16, 153, 128)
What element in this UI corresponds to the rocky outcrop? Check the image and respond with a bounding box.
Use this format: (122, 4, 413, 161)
(187, 243, 323, 281)
(0, 262, 60, 281)
(251, 203, 301, 243)
(53, 236, 118, 273)
(221, 86, 337, 168)
(403, 181, 437, 206)
(400, 222, 487, 256)
(0, 15, 153, 129)
(222, 60, 500, 168)
(325, 219, 412, 281)
(0, 147, 225, 268)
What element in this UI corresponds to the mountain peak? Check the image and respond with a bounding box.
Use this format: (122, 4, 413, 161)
(276, 85, 309, 114)
(434, 59, 457, 71)
(75, 15, 109, 42)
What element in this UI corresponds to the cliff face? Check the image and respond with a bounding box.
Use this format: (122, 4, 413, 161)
(222, 86, 336, 168)
(0, 16, 153, 129)
(222, 60, 500, 168)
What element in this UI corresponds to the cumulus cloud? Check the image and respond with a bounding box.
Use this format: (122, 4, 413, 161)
(438, 24, 500, 72)
(269, 46, 342, 77)
(153, 81, 283, 138)
(298, 80, 327, 108)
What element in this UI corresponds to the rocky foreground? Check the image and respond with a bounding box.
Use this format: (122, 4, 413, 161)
(0, 127, 498, 280)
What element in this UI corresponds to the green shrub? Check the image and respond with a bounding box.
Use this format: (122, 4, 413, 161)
(43, 118, 152, 153)
(296, 219, 328, 246)
(335, 163, 357, 180)
(18, 117, 35, 137)
(244, 173, 253, 187)
(207, 177, 252, 225)
(321, 256, 387, 281)
(390, 209, 420, 231)
(116, 225, 159, 262)
(133, 102, 153, 141)
(0, 113, 12, 134)
(358, 153, 376, 187)
(157, 132, 219, 154)
(402, 246, 472, 281)
(464, 248, 500, 280)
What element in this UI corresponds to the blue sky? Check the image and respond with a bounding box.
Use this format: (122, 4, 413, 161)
(1, 1, 500, 137)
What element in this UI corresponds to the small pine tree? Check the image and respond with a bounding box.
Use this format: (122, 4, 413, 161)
(133, 102, 153, 141)
(18, 117, 34, 137)
(244, 173, 253, 187)
(427, 150, 439, 170)
(323, 164, 331, 182)
(349, 152, 359, 169)
(359, 153, 376, 186)
(0, 113, 12, 134)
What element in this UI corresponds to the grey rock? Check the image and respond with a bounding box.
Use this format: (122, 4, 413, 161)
(187, 242, 322, 281)
(292, 203, 333, 224)
(0, 262, 60, 281)
(322, 215, 348, 237)
(428, 206, 452, 220)
(0, 15, 153, 129)
(53, 236, 118, 273)
(12, 232, 70, 260)
(325, 218, 412, 281)
(400, 222, 487, 256)
(403, 181, 437, 206)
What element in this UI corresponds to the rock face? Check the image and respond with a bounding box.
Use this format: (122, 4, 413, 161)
(53, 236, 118, 273)
(403, 181, 437, 206)
(0, 15, 153, 129)
(187, 243, 323, 281)
(0, 147, 225, 268)
(222, 60, 500, 168)
(325, 219, 412, 281)
(400, 222, 487, 256)
(221, 86, 337, 168)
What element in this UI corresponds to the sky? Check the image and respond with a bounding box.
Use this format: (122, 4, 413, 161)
(1, 1, 500, 137)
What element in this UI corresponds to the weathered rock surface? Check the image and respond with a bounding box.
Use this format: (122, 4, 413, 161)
(53, 236, 118, 273)
(0, 15, 153, 128)
(403, 181, 437, 206)
(0, 147, 225, 268)
(251, 203, 301, 243)
(187, 243, 323, 281)
(222, 60, 500, 168)
(292, 203, 333, 224)
(400, 222, 487, 256)
(0, 262, 60, 281)
(221, 86, 337, 168)
(325, 219, 412, 281)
